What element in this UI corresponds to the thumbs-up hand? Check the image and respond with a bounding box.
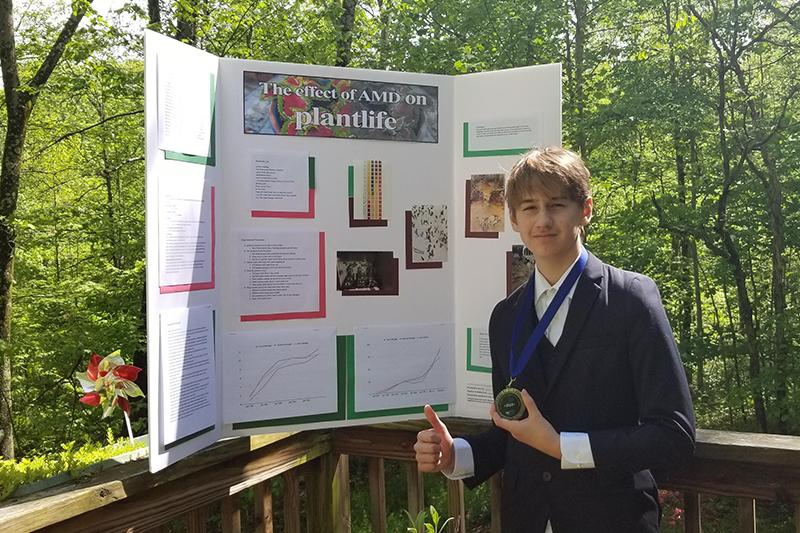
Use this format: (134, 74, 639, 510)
(414, 405, 455, 473)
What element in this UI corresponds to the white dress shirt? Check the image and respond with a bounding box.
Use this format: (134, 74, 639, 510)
(444, 248, 595, 533)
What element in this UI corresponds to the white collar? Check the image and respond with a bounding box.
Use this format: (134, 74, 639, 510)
(533, 246, 585, 303)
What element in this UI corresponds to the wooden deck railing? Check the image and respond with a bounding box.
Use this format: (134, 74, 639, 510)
(2, 420, 799, 532)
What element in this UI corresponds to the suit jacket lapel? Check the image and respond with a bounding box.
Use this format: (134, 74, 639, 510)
(543, 253, 604, 400)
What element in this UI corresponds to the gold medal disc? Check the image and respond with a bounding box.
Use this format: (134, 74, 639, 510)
(495, 387, 526, 420)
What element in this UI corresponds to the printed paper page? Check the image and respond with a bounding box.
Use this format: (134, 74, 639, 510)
(159, 306, 217, 446)
(237, 230, 322, 318)
(465, 117, 540, 154)
(157, 49, 216, 157)
(158, 177, 213, 289)
(223, 327, 338, 423)
(250, 151, 310, 213)
(353, 323, 454, 413)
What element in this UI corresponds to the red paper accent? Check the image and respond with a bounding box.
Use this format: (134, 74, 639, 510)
(251, 188, 315, 219)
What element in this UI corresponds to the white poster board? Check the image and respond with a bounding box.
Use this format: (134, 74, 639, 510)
(145, 29, 560, 472)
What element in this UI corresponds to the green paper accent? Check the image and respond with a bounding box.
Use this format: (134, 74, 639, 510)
(164, 73, 217, 166)
(466, 327, 492, 373)
(231, 336, 347, 430)
(347, 165, 354, 198)
(164, 424, 215, 451)
(345, 334, 448, 419)
(309, 157, 316, 189)
(462, 122, 530, 158)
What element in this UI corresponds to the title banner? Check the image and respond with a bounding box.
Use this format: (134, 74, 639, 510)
(243, 72, 439, 143)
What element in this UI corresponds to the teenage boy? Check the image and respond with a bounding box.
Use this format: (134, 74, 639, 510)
(414, 147, 695, 532)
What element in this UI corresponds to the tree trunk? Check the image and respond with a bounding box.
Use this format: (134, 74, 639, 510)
(748, 151, 789, 433)
(689, 0, 791, 434)
(710, 48, 767, 432)
(0, 97, 29, 462)
(689, 138, 704, 391)
(0, 0, 91, 458)
(571, 0, 587, 158)
(728, 43, 790, 433)
(175, 0, 199, 45)
(148, 0, 161, 27)
(376, 0, 389, 67)
(335, 0, 357, 67)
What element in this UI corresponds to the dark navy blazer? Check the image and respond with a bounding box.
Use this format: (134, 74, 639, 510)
(463, 252, 695, 533)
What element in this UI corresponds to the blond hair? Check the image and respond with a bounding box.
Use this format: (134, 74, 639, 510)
(505, 147, 591, 214)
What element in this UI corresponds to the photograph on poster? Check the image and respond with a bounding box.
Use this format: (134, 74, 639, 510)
(352, 323, 454, 414)
(467, 174, 505, 236)
(405, 205, 447, 269)
(336, 251, 399, 295)
(249, 151, 313, 217)
(158, 179, 214, 293)
(348, 161, 387, 227)
(507, 244, 536, 295)
(243, 72, 438, 142)
(238, 231, 325, 320)
(223, 327, 339, 425)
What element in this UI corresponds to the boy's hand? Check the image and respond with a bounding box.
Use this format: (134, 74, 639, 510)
(491, 389, 561, 460)
(414, 405, 455, 473)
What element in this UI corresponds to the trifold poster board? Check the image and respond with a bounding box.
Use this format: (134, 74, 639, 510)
(144, 29, 561, 472)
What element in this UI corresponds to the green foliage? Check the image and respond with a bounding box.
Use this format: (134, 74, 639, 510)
(4, 0, 799, 494)
(405, 505, 454, 533)
(0, 429, 144, 502)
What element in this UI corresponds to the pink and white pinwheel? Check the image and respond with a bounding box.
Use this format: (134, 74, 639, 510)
(76, 350, 144, 442)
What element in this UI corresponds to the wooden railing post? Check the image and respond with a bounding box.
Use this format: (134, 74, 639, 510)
(253, 479, 273, 533)
(406, 462, 424, 519)
(306, 454, 336, 533)
(447, 479, 466, 533)
(367, 457, 387, 533)
(186, 505, 209, 533)
(334, 454, 352, 533)
(221, 494, 241, 533)
(283, 470, 302, 533)
(683, 491, 701, 533)
(490, 473, 502, 533)
(737, 497, 756, 533)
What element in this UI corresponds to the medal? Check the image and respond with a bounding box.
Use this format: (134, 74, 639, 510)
(495, 248, 588, 420)
(495, 378, 526, 420)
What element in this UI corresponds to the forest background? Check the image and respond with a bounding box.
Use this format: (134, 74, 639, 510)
(0, 0, 798, 523)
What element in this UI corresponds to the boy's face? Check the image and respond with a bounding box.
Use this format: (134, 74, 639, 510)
(510, 186, 592, 267)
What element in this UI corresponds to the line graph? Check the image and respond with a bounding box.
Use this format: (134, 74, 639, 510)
(222, 327, 337, 424)
(248, 349, 321, 401)
(354, 323, 454, 412)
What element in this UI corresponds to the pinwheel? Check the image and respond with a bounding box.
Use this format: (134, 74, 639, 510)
(76, 350, 144, 443)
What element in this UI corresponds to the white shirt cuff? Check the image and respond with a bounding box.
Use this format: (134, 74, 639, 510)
(560, 432, 595, 469)
(442, 438, 475, 479)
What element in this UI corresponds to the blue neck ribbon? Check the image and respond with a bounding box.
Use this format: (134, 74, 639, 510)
(508, 248, 589, 381)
